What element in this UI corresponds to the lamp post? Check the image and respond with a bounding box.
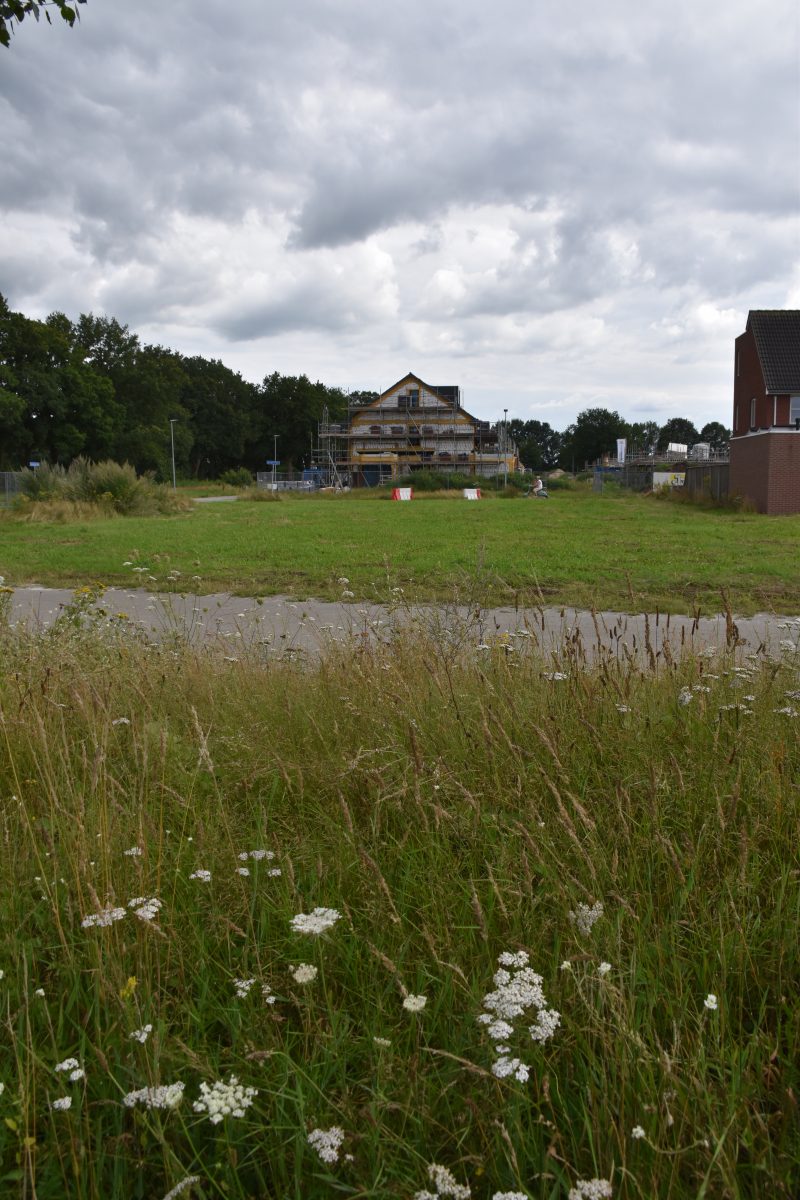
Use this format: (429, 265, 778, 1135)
(169, 418, 178, 490)
(503, 408, 508, 490)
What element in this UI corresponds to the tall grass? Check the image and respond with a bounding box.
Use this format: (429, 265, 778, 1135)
(0, 593, 798, 1198)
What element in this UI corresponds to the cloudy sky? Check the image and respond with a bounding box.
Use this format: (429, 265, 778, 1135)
(1, 0, 798, 428)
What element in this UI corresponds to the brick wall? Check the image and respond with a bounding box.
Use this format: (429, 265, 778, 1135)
(729, 432, 800, 513)
(733, 331, 767, 434)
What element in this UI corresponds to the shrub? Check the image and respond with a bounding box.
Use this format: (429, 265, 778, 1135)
(219, 467, 254, 488)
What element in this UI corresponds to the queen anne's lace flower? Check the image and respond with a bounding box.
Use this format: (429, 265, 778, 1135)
(403, 993, 427, 1012)
(307, 1125, 345, 1164)
(238, 849, 274, 861)
(54, 1058, 80, 1073)
(491, 1055, 529, 1082)
(130, 1024, 153, 1043)
(529, 1008, 561, 1044)
(124, 1082, 185, 1110)
(290, 907, 341, 935)
(291, 963, 318, 984)
(130, 897, 161, 922)
(568, 901, 604, 936)
(51, 1096, 72, 1111)
(233, 978, 255, 999)
(568, 1180, 612, 1200)
(189, 869, 211, 882)
(81, 906, 126, 929)
(193, 1076, 257, 1124)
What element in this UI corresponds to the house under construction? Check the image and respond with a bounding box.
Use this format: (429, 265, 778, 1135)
(316, 372, 517, 487)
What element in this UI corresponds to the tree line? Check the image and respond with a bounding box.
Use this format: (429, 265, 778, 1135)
(0, 296, 730, 478)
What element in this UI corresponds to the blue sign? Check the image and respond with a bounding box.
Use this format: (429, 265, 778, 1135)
(266, 459, 281, 466)
(29, 461, 40, 468)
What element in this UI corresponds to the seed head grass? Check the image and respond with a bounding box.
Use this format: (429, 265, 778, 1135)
(0, 600, 797, 1197)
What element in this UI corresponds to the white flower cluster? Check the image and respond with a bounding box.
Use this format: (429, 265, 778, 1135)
(123, 1082, 185, 1110)
(493, 1193, 528, 1200)
(543, 671, 568, 681)
(403, 993, 427, 1013)
(236, 867, 250, 877)
(414, 1163, 471, 1200)
(597, 962, 612, 978)
(238, 849, 275, 861)
(568, 901, 604, 937)
(123, 846, 143, 857)
(290, 907, 341, 935)
(233, 978, 255, 999)
(55, 1058, 85, 1082)
(51, 1096, 72, 1111)
(189, 869, 211, 882)
(129, 1024, 153, 1043)
(678, 687, 693, 707)
(291, 963, 318, 984)
(631, 1125, 645, 1139)
(568, 1180, 612, 1200)
(307, 1125, 345, 1164)
(128, 896, 162, 922)
(478, 950, 560, 1080)
(704, 993, 718, 1011)
(192, 1075, 257, 1124)
(81, 906, 126, 929)
(261, 983, 277, 1005)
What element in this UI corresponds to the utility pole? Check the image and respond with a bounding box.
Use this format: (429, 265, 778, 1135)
(503, 408, 508, 489)
(169, 418, 178, 490)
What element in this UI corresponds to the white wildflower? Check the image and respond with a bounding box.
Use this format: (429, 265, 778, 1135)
(34, 987, 45, 997)
(192, 1075, 257, 1124)
(485, 1018, 514, 1041)
(426, 1162, 471, 1199)
(291, 963, 318, 984)
(631, 1125, 645, 1139)
(261, 983, 277, 1004)
(568, 1180, 612, 1200)
(543, 671, 567, 681)
(492, 1055, 529, 1082)
(68, 1068, 85, 1082)
(130, 1024, 153, 1043)
(337, 577, 349, 585)
(403, 994, 427, 1013)
(236, 867, 250, 877)
(55, 1058, 80, 1073)
(704, 993, 718, 1011)
(267, 867, 282, 877)
(124, 1082, 185, 1110)
(189, 869, 211, 882)
(560, 960, 572, 971)
(131, 897, 162, 922)
(112, 717, 131, 726)
(569, 901, 604, 936)
(373, 1036, 391, 1047)
(497, 950, 529, 969)
(773, 706, 798, 717)
(615, 704, 631, 713)
(81, 906, 126, 929)
(233, 978, 255, 999)
(597, 961, 612, 977)
(123, 846, 143, 857)
(307, 1125, 345, 1164)
(51, 1096, 72, 1111)
(529, 1008, 561, 1044)
(493, 1193, 527, 1200)
(290, 907, 341, 935)
(678, 687, 693, 707)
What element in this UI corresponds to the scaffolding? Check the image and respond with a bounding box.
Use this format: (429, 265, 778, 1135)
(315, 391, 516, 487)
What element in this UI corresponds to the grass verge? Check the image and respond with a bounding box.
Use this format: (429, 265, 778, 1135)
(0, 592, 798, 1197)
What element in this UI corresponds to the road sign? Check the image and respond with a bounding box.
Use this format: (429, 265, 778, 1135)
(266, 460, 281, 466)
(29, 461, 40, 468)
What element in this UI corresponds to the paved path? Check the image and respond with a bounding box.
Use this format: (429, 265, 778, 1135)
(6, 586, 800, 663)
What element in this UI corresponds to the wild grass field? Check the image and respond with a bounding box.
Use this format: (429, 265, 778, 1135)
(0, 590, 798, 1199)
(2, 487, 800, 614)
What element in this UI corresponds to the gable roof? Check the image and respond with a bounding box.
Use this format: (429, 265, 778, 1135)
(747, 310, 800, 393)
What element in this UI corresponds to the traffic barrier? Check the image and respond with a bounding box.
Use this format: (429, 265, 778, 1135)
(392, 487, 413, 501)
(463, 488, 481, 500)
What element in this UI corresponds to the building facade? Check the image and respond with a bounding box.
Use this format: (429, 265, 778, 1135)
(318, 373, 517, 486)
(729, 310, 800, 514)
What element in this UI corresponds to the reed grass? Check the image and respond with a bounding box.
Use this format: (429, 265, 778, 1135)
(0, 592, 798, 1199)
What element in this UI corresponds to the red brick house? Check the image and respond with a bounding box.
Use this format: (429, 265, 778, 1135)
(729, 310, 800, 513)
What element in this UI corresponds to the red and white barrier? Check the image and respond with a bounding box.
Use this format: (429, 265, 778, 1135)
(391, 487, 413, 501)
(463, 488, 481, 500)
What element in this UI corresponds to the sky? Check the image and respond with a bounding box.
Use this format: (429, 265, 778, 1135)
(1, 0, 798, 430)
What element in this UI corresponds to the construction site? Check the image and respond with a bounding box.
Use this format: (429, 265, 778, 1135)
(313, 373, 518, 487)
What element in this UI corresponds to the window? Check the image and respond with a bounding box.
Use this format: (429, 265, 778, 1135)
(791, 396, 800, 427)
(750, 397, 756, 428)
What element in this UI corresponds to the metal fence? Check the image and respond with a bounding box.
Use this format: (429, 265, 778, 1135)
(255, 474, 315, 492)
(1, 472, 21, 507)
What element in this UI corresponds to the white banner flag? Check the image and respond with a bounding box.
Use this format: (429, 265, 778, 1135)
(617, 438, 627, 464)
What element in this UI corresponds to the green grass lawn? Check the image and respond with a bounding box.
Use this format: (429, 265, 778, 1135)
(2, 488, 800, 614)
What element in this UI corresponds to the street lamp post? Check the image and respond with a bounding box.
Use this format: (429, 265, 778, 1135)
(503, 408, 508, 490)
(169, 418, 178, 490)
